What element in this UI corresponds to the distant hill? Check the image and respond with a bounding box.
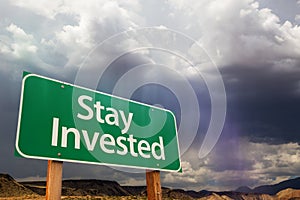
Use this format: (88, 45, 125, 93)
(253, 177, 300, 195)
(235, 177, 300, 195)
(122, 185, 146, 196)
(235, 186, 252, 193)
(2, 173, 300, 199)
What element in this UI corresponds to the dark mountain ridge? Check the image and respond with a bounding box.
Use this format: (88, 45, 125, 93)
(235, 177, 300, 195)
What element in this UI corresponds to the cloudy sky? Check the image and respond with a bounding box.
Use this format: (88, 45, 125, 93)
(1, 0, 300, 192)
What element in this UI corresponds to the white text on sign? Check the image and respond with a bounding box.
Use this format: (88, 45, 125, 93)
(50, 95, 166, 160)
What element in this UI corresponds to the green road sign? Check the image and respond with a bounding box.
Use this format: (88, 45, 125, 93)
(15, 73, 181, 172)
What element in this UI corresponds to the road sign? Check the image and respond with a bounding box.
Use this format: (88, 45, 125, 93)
(16, 73, 181, 172)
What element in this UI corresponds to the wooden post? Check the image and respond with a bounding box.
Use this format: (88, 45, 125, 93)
(146, 170, 162, 200)
(46, 160, 63, 200)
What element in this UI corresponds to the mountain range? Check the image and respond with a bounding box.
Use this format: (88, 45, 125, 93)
(1, 173, 300, 199)
(236, 178, 300, 195)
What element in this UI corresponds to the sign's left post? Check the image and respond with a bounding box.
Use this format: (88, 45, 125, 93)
(46, 160, 63, 200)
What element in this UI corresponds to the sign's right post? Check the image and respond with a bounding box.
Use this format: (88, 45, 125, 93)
(146, 170, 162, 200)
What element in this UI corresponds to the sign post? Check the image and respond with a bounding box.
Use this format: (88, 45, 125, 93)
(45, 160, 63, 200)
(146, 170, 162, 200)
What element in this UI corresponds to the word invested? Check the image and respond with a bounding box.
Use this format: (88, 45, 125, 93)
(51, 95, 166, 160)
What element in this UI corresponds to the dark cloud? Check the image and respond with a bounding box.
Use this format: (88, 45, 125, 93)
(206, 136, 256, 172)
(222, 64, 300, 144)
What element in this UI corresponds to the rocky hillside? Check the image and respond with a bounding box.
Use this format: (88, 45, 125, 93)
(23, 179, 131, 196)
(199, 188, 300, 199)
(276, 188, 300, 199)
(0, 174, 38, 198)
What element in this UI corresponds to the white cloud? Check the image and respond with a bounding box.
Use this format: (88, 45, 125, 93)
(162, 141, 300, 191)
(16, 176, 46, 182)
(1, 23, 57, 72)
(0, 23, 67, 78)
(11, 0, 63, 19)
(5, 0, 300, 72)
(295, 15, 300, 23)
(54, 1, 140, 46)
(5, 24, 37, 57)
(168, 0, 300, 69)
(249, 142, 300, 175)
(6, 0, 143, 69)
(119, 178, 145, 186)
